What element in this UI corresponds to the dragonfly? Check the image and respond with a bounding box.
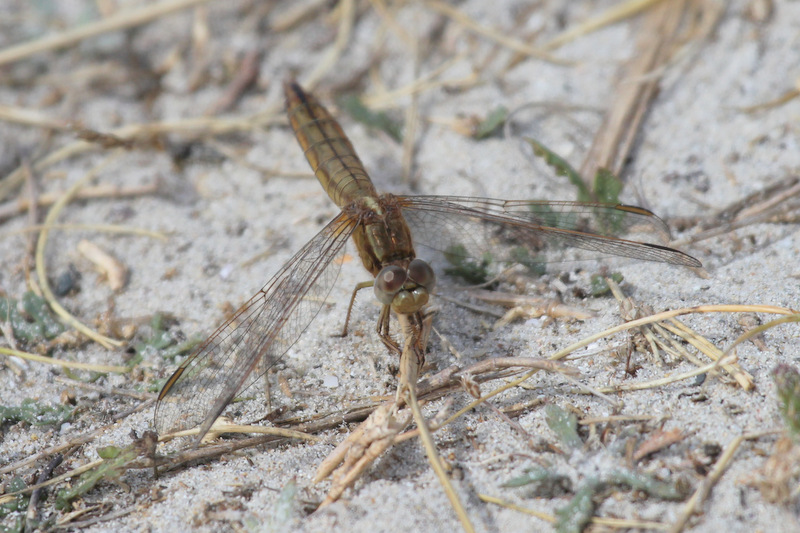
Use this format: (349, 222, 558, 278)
(154, 81, 701, 442)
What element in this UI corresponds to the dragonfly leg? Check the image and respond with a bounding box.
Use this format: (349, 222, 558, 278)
(377, 304, 401, 355)
(334, 280, 375, 338)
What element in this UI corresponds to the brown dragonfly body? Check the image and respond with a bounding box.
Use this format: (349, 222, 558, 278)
(154, 82, 700, 442)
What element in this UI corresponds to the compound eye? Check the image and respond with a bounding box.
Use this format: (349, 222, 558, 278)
(374, 265, 407, 305)
(407, 259, 435, 292)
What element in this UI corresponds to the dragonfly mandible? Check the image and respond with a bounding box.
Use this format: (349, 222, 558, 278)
(154, 82, 701, 442)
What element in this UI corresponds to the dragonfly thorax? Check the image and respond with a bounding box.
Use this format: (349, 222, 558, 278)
(374, 258, 436, 315)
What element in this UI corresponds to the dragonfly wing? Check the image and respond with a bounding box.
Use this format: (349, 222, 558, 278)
(154, 212, 357, 441)
(397, 196, 700, 271)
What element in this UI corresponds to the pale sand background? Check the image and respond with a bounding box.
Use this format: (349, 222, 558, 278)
(1, 1, 799, 532)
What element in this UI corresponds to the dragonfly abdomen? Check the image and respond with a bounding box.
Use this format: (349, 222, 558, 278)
(285, 81, 378, 207)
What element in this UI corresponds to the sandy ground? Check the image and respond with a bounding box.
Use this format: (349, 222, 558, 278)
(1, 0, 800, 531)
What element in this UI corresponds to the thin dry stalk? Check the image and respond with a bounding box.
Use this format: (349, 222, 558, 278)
(0, 104, 69, 130)
(0, 460, 103, 505)
(424, 0, 568, 65)
(317, 403, 412, 506)
(77, 239, 129, 291)
(270, 0, 330, 32)
(1, 223, 167, 240)
(362, 54, 475, 111)
(304, 0, 355, 89)
(160, 420, 321, 444)
(0, 346, 128, 373)
(607, 278, 753, 389)
(35, 154, 125, 349)
(396, 313, 476, 533)
(722, 314, 800, 357)
(662, 319, 754, 389)
(597, 354, 736, 393)
(548, 304, 798, 363)
(478, 493, 671, 530)
(0, 419, 123, 475)
(0, 182, 161, 222)
(54, 376, 154, 401)
(367, 0, 415, 48)
(578, 0, 689, 181)
(669, 431, 775, 533)
(204, 50, 261, 116)
(465, 289, 596, 326)
(737, 78, 800, 113)
(0, 0, 215, 67)
(0, 112, 283, 202)
(543, 0, 668, 51)
(401, 39, 421, 187)
(680, 176, 800, 245)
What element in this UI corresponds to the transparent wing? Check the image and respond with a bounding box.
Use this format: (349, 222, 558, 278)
(154, 212, 357, 441)
(398, 196, 700, 271)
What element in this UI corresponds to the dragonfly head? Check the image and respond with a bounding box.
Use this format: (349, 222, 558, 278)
(374, 258, 436, 314)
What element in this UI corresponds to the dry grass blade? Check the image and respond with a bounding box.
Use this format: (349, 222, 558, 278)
(598, 354, 737, 393)
(424, 0, 569, 65)
(396, 313, 476, 533)
(737, 79, 800, 113)
(669, 431, 776, 533)
(465, 289, 596, 326)
(317, 403, 412, 506)
(0, 104, 69, 130)
(543, 0, 668, 51)
(548, 304, 798, 363)
(0, 0, 215, 67)
(681, 177, 800, 245)
(159, 420, 320, 444)
(270, 0, 330, 32)
(478, 493, 671, 530)
(0, 113, 282, 202)
(0, 183, 161, 222)
(607, 276, 754, 388)
(0, 459, 103, 505)
(401, 39, 421, 186)
(662, 319, 754, 390)
(1, 222, 167, 240)
(721, 314, 800, 358)
(361, 55, 476, 110)
(0, 346, 129, 373)
(367, 0, 414, 47)
(35, 155, 125, 349)
(304, 0, 355, 89)
(578, 0, 690, 181)
(77, 240, 129, 291)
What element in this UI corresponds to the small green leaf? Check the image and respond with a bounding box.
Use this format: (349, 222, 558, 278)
(131, 313, 201, 366)
(509, 246, 546, 277)
(22, 291, 66, 340)
(473, 106, 508, 140)
(97, 446, 122, 460)
(555, 479, 602, 533)
(524, 138, 591, 202)
(589, 272, 624, 297)
(443, 244, 493, 285)
(773, 364, 800, 439)
(262, 479, 299, 533)
(502, 467, 572, 497)
(592, 168, 623, 205)
(339, 94, 403, 143)
(0, 477, 29, 520)
(0, 292, 64, 343)
(544, 404, 582, 449)
(55, 443, 139, 510)
(607, 470, 687, 501)
(0, 399, 74, 427)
